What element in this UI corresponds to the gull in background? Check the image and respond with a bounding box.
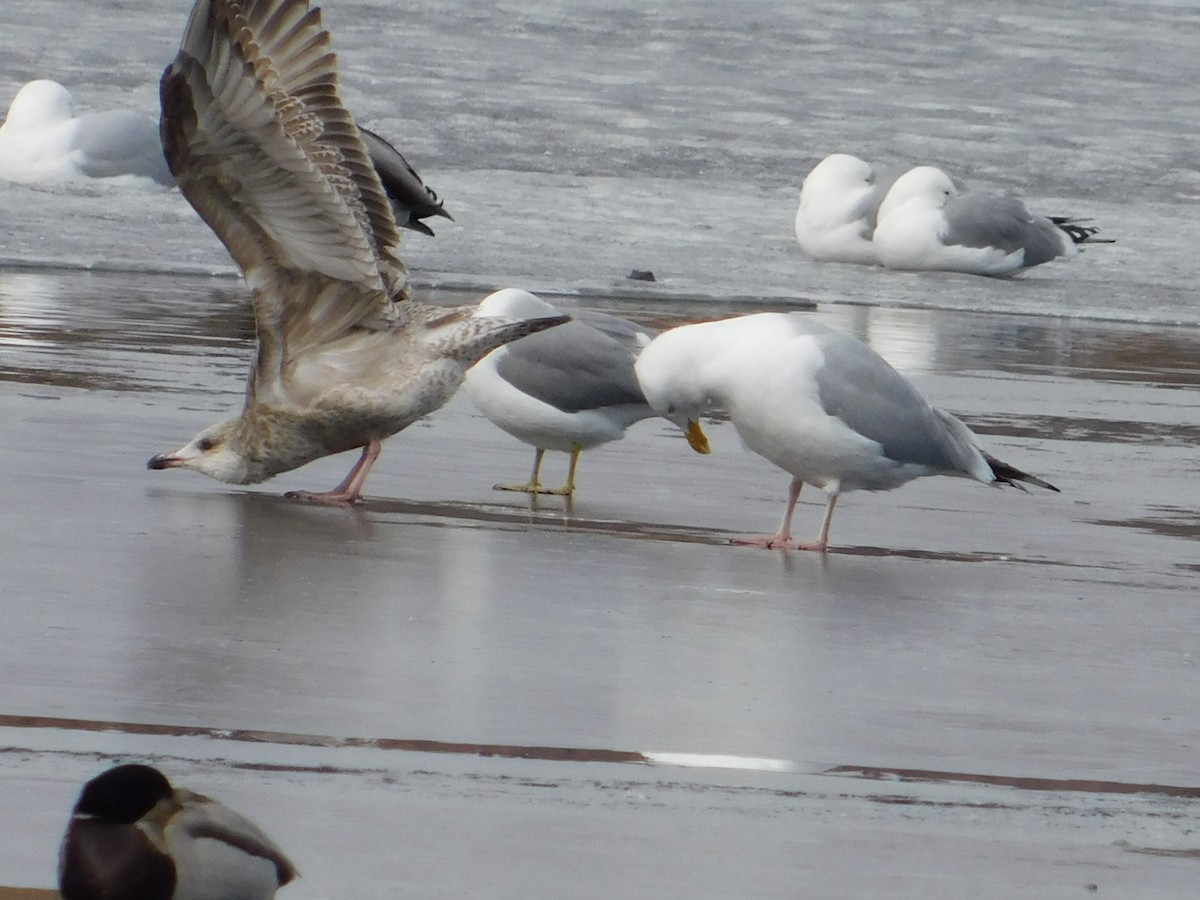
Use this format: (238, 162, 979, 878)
(465, 288, 656, 496)
(0, 78, 451, 237)
(793, 153, 900, 266)
(148, 0, 566, 504)
(635, 313, 1058, 552)
(0, 79, 173, 188)
(873, 165, 1108, 277)
(60, 764, 296, 900)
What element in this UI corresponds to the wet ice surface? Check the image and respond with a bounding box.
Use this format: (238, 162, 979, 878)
(4, 271, 1200, 897)
(3, 0, 1200, 896)
(3, 0, 1200, 321)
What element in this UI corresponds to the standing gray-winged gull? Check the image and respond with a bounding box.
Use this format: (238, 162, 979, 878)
(60, 764, 296, 900)
(465, 288, 657, 496)
(634, 312, 1058, 551)
(148, 0, 566, 504)
(873, 165, 1107, 277)
(793, 153, 901, 266)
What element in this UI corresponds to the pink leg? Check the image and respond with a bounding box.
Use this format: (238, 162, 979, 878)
(807, 493, 839, 552)
(285, 441, 382, 505)
(733, 479, 838, 552)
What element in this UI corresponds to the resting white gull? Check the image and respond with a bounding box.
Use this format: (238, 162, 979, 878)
(147, 0, 566, 504)
(873, 165, 1106, 277)
(465, 288, 656, 496)
(634, 312, 1058, 552)
(793, 153, 900, 266)
(60, 763, 296, 900)
(0, 79, 173, 188)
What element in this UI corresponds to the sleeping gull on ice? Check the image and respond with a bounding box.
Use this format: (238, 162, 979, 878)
(60, 763, 296, 900)
(0, 77, 452, 235)
(793, 153, 900, 265)
(147, 0, 566, 504)
(873, 165, 1106, 277)
(0, 79, 173, 188)
(465, 288, 656, 496)
(634, 313, 1058, 551)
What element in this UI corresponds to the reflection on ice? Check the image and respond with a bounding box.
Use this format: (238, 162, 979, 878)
(645, 752, 798, 773)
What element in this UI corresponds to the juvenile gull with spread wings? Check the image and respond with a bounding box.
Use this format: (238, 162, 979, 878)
(148, 0, 565, 504)
(635, 313, 1058, 552)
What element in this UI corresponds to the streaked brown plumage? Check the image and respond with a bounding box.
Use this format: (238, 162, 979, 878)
(148, 0, 565, 503)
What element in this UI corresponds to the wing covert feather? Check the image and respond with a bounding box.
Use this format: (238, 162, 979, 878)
(160, 0, 407, 388)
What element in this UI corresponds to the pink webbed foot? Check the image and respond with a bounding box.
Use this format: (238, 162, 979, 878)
(284, 488, 364, 506)
(284, 442, 381, 506)
(731, 534, 829, 552)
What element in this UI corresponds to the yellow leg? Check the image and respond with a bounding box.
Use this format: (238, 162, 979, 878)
(493, 445, 582, 496)
(495, 448, 552, 494)
(543, 444, 581, 496)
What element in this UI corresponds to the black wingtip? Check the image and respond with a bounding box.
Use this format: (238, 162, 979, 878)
(984, 452, 1060, 492)
(1049, 216, 1114, 245)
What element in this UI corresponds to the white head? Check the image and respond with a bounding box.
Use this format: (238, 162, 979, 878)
(472, 288, 556, 320)
(877, 165, 957, 220)
(634, 328, 715, 455)
(2, 79, 78, 134)
(147, 417, 258, 484)
(802, 153, 875, 201)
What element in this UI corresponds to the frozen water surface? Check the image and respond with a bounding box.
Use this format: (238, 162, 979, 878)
(2, 1, 1200, 898)
(2, 0, 1199, 320)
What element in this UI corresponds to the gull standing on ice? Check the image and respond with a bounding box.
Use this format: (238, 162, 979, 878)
(465, 288, 656, 496)
(60, 764, 296, 900)
(873, 165, 1106, 277)
(0, 79, 173, 188)
(147, 0, 566, 504)
(793, 153, 900, 266)
(634, 313, 1058, 551)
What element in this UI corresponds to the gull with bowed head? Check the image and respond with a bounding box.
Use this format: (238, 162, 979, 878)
(873, 165, 1106, 277)
(793, 153, 901, 265)
(60, 764, 296, 900)
(146, 0, 566, 504)
(465, 289, 656, 496)
(634, 312, 1058, 552)
(0, 79, 173, 188)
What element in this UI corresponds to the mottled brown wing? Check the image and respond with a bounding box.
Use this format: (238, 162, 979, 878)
(160, 0, 408, 403)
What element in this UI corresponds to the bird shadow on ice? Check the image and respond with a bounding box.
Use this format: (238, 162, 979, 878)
(332, 493, 1069, 566)
(144, 487, 1072, 567)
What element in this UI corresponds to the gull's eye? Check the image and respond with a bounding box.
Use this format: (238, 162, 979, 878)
(197, 438, 216, 452)
(666, 404, 676, 415)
